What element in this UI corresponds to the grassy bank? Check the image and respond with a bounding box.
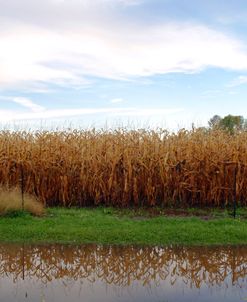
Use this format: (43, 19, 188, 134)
(0, 207, 247, 245)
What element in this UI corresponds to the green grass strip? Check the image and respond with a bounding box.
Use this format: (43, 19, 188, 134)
(0, 207, 246, 246)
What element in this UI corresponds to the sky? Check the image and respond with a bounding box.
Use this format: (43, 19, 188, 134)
(1, 0, 247, 130)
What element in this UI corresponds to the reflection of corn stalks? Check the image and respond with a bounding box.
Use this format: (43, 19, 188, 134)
(0, 245, 246, 289)
(0, 129, 247, 207)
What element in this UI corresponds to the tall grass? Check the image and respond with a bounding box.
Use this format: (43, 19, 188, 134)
(0, 187, 44, 216)
(0, 128, 246, 207)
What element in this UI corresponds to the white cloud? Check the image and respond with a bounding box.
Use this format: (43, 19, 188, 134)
(0, 96, 45, 112)
(228, 75, 247, 87)
(1, 23, 247, 90)
(0, 0, 139, 29)
(110, 98, 124, 103)
(1, 1, 247, 90)
(0, 105, 183, 122)
(200, 89, 221, 98)
(116, 107, 183, 116)
(0, 108, 129, 121)
(0, 95, 183, 130)
(118, 0, 143, 6)
(12, 97, 45, 112)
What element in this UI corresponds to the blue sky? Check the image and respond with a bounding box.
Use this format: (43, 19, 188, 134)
(1, 0, 247, 130)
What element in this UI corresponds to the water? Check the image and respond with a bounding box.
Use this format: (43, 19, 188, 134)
(0, 244, 246, 302)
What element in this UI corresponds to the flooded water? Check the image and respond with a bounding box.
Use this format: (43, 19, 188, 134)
(0, 244, 246, 302)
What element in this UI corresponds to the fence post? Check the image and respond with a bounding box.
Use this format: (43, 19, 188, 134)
(20, 164, 25, 211)
(233, 164, 237, 219)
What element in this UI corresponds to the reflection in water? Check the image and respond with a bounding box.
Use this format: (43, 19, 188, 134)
(0, 244, 246, 302)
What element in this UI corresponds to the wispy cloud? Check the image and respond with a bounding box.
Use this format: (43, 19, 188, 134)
(116, 108, 183, 116)
(118, 0, 143, 6)
(12, 97, 45, 112)
(228, 75, 247, 87)
(1, 0, 247, 91)
(110, 98, 124, 104)
(0, 103, 183, 122)
(0, 96, 45, 112)
(200, 89, 222, 98)
(0, 108, 130, 122)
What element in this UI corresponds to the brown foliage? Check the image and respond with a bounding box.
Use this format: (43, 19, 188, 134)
(0, 128, 246, 207)
(0, 187, 44, 216)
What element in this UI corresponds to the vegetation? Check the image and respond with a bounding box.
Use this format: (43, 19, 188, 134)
(0, 187, 44, 216)
(208, 114, 247, 133)
(0, 207, 246, 245)
(1, 128, 247, 207)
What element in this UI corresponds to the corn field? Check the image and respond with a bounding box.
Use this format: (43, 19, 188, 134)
(0, 128, 247, 207)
